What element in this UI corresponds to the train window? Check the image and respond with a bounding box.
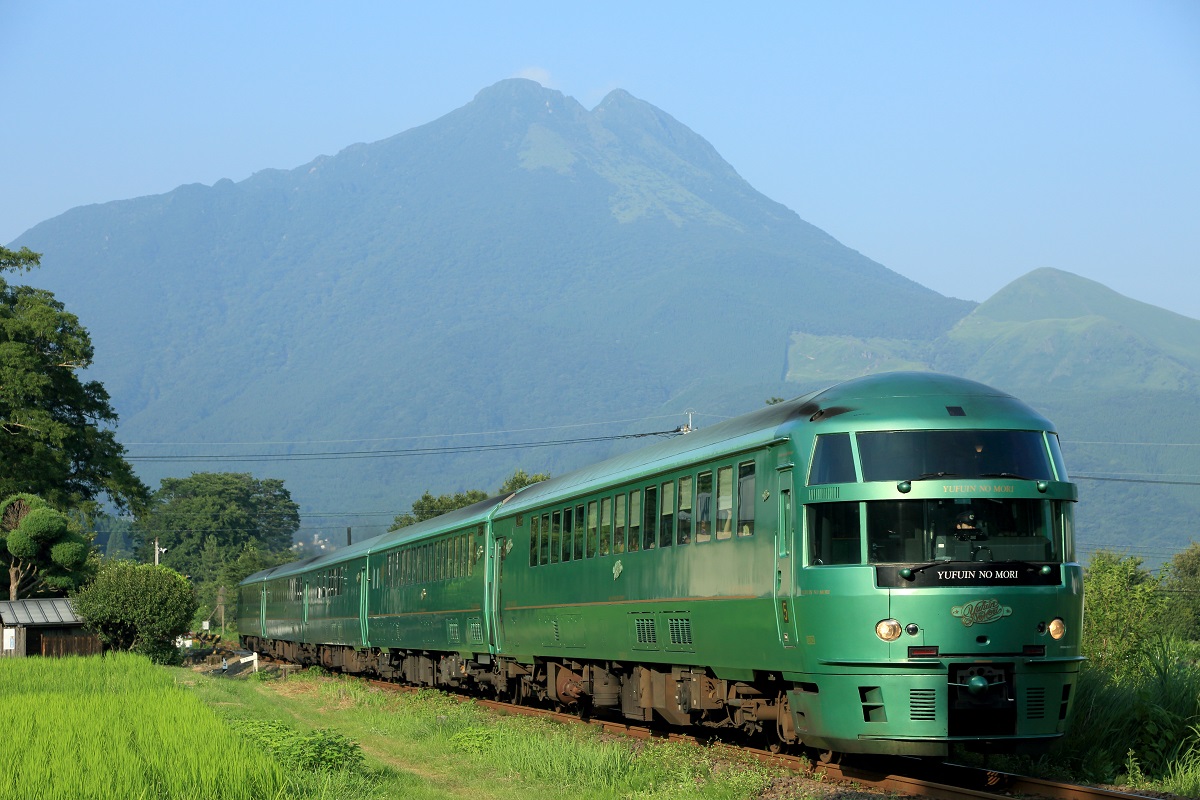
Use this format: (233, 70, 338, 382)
(628, 490, 642, 551)
(808, 502, 862, 565)
(678, 476, 693, 545)
(1047, 433, 1069, 481)
(434, 541, 442, 582)
(613, 494, 626, 554)
(551, 511, 562, 564)
(600, 497, 612, 556)
(659, 481, 675, 548)
(540, 513, 551, 565)
(544, 513, 556, 563)
(575, 505, 586, 560)
(695, 471, 713, 543)
(467, 534, 475, 576)
(716, 466, 734, 539)
(643, 486, 658, 550)
(530, 515, 540, 567)
(864, 499, 1060, 563)
(1053, 501, 1075, 562)
(857, 430, 1054, 482)
(737, 461, 756, 536)
(587, 501, 599, 558)
(809, 434, 856, 485)
(452, 536, 461, 578)
(560, 509, 572, 562)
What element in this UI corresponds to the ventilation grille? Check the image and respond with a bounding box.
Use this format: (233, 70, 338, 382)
(1027, 687, 1046, 720)
(668, 618, 693, 645)
(809, 486, 840, 501)
(635, 618, 657, 644)
(447, 620, 460, 643)
(910, 688, 937, 721)
(551, 619, 561, 642)
(469, 620, 484, 643)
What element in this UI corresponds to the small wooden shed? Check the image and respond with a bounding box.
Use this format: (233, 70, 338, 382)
(0, 598, 101, 658)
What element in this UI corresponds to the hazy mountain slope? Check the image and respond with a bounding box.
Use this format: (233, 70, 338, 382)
(11, 79, 972, 531)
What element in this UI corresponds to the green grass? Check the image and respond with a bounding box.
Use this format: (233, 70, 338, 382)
(188, 667, 777, 800)
(0, 653, 288, 800)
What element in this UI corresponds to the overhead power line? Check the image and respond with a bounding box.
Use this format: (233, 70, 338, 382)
(125, 429, 683, 464)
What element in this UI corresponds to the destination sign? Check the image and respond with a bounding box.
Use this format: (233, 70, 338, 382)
(875, 563, 1062, 588)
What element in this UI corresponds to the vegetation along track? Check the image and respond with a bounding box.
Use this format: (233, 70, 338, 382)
(352, 676, 1159, 800)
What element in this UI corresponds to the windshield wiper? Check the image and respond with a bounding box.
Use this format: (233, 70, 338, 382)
(913, 471, 960, 480)
(979, 472, 1034, 480)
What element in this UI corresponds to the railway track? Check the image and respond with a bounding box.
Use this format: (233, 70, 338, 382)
(355, 676, 1165, 800)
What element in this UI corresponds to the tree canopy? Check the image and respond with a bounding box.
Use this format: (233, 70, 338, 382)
(0, 493, 93, 600)
(389, 468, 550, 531)
(134, 472, 300, 585)
(0, 246, 147, 512)
(72, 559, 197, 664)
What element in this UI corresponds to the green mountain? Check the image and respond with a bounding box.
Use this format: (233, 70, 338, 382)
(10, 80, 1196, 563)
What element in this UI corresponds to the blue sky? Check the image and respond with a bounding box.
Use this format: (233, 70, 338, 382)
(3, 2, 1198, 318)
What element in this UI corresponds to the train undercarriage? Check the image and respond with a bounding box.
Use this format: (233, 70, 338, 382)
(243, 636, 797, 747)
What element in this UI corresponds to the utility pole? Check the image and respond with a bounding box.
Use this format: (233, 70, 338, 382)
(216, 586, 226, 635)
(153, 536, 166, 565)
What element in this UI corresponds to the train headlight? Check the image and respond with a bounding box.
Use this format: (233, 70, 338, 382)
(1048, 618, 1067, 640)
(876, 619, 902, 642)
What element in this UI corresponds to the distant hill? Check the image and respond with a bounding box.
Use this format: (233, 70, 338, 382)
(10, 80, 1197, 563)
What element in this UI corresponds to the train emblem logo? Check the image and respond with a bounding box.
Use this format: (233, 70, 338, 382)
(951, 598, 1012, 627)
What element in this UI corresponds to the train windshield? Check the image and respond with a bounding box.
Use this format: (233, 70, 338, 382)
(856, 430, 1055, 483)
(808, 498, 1069, 565)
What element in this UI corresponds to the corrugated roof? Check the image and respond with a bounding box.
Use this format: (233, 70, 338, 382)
(0, 598, 83, 627)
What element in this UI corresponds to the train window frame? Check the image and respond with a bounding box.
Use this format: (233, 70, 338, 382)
(678, 475, 693, 545)
(628, 489, 642, 552)
(560, 508, 572, 562)
(530, 514, 540, 567)
(807, 501, 864, 566)
(574, 505, 586, 560)
(613, 494, 626, 554)
(551, 510, 563, 564)
(600, 496, 613, 556)
(587, 501, 599, 558)
(659, 480, 675, 548)
(737, 460, 756, 537)
(716, 466, 734, 540)
(808, 433, 857, 485)
(695, 470, 713, 543)
(642, 485, 658, 550)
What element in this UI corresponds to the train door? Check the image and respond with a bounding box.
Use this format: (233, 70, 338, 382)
(358, 565, 370, 647)
(774, 468, 799, 648)
(486, 534, 508, 654)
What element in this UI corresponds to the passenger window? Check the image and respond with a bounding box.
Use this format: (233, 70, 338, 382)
(575, 506, 586, 560)
(678, 476, 693, 544)
(808, 502, 863, 565)
(561, 508, 573, 562)
(614, 494, 626, 554)
(600, 497, 612, 556)
(587, 501, 599, 558)
(628, 490, 642, 552)
(643, 485, 658, 550)
(737, 461, 756, 536)
(551, 510, 562, 564)
(695, 471, 713, 543)
(660, 481, 675, 548)
(716, 466, 734, 540)
(530, 516, 540, 567)
(540, 513, 551, 566)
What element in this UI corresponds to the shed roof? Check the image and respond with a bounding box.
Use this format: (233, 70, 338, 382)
(0, 598, 83, 627)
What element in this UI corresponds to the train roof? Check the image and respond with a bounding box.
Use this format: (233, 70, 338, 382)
(241, 372, 1054, 585)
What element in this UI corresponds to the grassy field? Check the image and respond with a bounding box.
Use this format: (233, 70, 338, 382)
(1, 653, 802, 800)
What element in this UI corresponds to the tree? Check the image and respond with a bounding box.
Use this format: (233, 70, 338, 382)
(72, 559, 197, 664)
(498, 468, 550, 495)
(1083, 550, 1169, 679)
(135, 472, 300, 585)
(0, 493, 93, 600)
(0, 246, 148, 512)
(389, 468, 551, 531)
(1162, 541, 1200, 641)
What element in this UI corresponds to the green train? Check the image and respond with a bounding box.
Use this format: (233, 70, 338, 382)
(237, 372, 1083, 756)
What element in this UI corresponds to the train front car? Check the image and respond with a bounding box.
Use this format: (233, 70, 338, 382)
(785, 373, 1082, 757)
